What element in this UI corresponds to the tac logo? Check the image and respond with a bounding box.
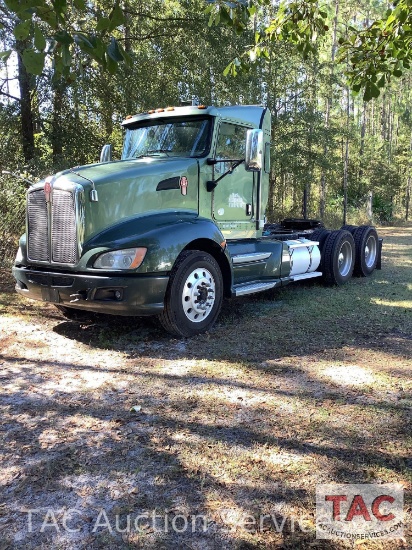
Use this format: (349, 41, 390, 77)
(316, 483, 404, 540)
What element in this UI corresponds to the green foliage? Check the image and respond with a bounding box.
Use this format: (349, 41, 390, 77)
(2, 0, 131, 77)
(22, 49, 46, 75)
(0, 50, 12, 62)
(207, 0, 411, 100)
(0, 173, 27, 266)
(339, 0, 412, 101)
(211, 0, 328, 77)
(0, 0, 411, 265)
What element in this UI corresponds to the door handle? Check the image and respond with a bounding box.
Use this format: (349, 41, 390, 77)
(246, 203, 252, 216)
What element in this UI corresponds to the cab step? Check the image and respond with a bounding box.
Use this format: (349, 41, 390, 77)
(290, 271, 322, 282)
(233, 280, 280, 297)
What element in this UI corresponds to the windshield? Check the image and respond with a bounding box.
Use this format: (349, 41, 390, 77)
(122, 117, 212, 160)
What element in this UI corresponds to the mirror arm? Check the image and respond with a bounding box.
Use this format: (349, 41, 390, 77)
(206, 159, 244, 192)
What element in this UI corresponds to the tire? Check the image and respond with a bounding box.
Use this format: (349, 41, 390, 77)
(310, 229, 331, 251)
(321, 229, 355, 285)
(341, 224, 358, 234)
(159, 250, 223, 337)
(55, 305, 93, 321)
(352, 225, 379, 277)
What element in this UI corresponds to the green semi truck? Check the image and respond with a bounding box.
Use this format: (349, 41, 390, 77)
(12, 104, 381, 337)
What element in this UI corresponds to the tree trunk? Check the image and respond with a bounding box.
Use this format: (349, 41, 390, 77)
(367, 191, 373, 221)
(124, 0, 132, 53)
(406, 133, 412, 221)
(358, 102, 367, 182)
(16, 38, 35, 162)
(52, 81, 65, 167)
(343, 85, 350, 225)
(320, 0, 339, 220)
(381, 93, 386, 140)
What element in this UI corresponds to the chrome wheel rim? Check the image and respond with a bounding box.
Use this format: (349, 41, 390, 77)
(338, 241, 353, 277)
(182, 267, 216, 323)
(364, 235, 377, 268)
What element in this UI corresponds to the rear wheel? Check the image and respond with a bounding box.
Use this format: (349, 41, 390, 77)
(310, 229, 330, 251)
(321, 229, 355, 285)
(341, 224, 360, 235)
(159, 250, 223, 337)
(352, 225, 378, 276)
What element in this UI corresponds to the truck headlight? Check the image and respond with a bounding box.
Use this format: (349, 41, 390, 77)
(93, 247, 147, 270)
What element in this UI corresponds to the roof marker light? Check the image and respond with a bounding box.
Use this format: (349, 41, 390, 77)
(197, 105, 207, 109)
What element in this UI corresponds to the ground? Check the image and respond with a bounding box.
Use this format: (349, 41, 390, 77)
(0, 226, 411, 549)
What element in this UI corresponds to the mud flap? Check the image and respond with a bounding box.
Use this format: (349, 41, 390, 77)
(376, 238, 383, 270)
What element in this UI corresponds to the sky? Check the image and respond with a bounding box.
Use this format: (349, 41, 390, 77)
(1, 52, 20, 104)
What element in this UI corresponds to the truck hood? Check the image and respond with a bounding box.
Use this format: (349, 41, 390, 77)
(51, 157, 200, 241)
(53, 157, 198, 189)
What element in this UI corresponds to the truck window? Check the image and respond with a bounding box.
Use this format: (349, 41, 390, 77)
(215, 122, 248, 160)
(122, 117, 211, 160)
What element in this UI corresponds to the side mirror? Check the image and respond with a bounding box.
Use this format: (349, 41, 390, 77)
(100, 144, 112, 163)
(245, 129, 263, 172)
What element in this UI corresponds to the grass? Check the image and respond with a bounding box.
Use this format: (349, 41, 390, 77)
(0, 226, 411, 549)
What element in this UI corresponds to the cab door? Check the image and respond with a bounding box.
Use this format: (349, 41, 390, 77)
(211, 122, 255, 224)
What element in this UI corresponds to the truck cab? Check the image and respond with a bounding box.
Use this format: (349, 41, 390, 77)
(12, 105, 380, 336)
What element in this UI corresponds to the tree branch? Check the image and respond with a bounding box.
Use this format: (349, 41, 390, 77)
(0, 6, 16, 31)
(122, 10, 200, 24)
(0, 90, 21, 102)
(117, 33, 176, 42)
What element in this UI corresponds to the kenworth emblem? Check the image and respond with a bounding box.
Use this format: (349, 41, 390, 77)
(180, 176, 188, 196)
(44, 177, 53, 203)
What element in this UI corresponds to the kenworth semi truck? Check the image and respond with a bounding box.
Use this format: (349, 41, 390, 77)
(12, 105, 381, 337)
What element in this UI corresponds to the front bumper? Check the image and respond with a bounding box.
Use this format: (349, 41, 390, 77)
(12, 266, 169, 316)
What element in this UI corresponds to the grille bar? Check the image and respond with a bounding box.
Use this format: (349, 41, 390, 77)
(28, 190, 49, 261)
(52, 190, 78, 264)
(27, 187, 79, 265)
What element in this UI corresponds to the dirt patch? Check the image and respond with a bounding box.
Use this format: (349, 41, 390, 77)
(0, 227, 411, 549)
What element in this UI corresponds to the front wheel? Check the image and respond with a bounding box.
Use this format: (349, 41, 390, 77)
(159, 250, 223, 337)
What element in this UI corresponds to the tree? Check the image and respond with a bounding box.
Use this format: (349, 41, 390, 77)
(1, 0, 411, 228)
(205, 0, 412, 100)
(340, 0, 412, 101)
(0, 0, 131, 78)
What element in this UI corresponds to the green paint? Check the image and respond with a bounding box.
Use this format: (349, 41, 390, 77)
(14, 105, 283, 317)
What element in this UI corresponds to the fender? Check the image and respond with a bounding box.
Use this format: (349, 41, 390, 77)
(83, 211, 231, 275)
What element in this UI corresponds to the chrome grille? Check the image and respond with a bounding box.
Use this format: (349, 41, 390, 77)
(28, 189, 49, 261)
(52, 190, 77, 264)
(27, 187, 79, 265)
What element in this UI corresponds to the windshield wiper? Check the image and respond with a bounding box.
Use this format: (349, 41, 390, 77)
(146, 149, 171, 156)
(130, 153, 166, 160)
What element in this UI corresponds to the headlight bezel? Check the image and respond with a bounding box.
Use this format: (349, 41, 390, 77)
(15, 246, 24, 264)
(93, 247, 147, 270)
